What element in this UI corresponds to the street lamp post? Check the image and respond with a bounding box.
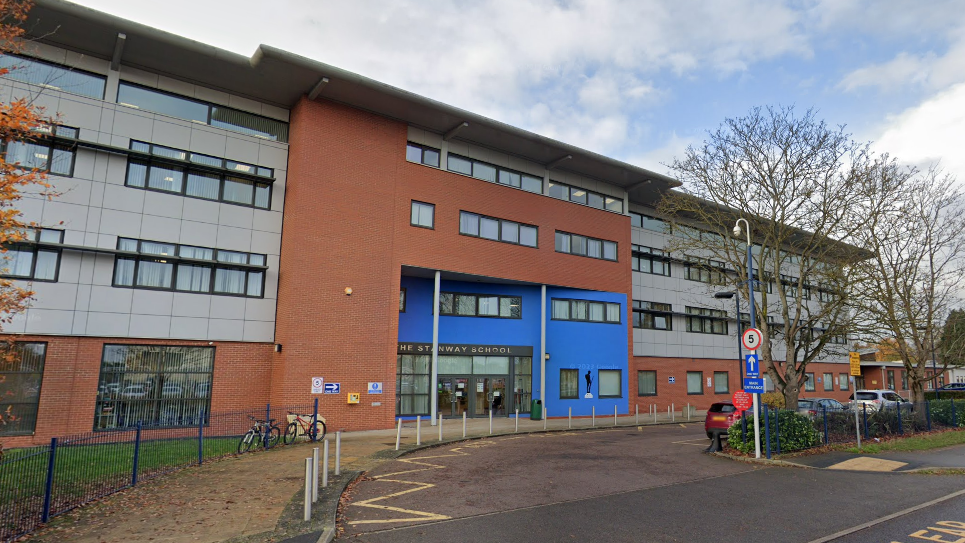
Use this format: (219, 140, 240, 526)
(733, 218, 761, 459)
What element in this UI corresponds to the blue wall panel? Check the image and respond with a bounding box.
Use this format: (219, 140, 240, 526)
(398, 276, 628, 417)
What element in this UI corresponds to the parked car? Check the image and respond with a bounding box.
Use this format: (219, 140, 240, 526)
(849, 390, 909, 412)
(705, 401, 742, 438)
(120, 384, 150, 399)
(937, 383, 965, 392)
(161, 384, 183, 398)
(797, 398, 847, 418)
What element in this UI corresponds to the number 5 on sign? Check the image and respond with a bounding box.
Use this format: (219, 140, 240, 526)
(742, 328, 763, 351)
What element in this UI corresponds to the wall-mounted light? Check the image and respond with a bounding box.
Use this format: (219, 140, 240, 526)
(544, 353, 550, 360)
(344, 287, 353, 296)
(274, 344, 283, 353)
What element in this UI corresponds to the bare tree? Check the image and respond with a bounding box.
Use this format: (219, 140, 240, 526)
(658, 106, 869, 409)
(851, 164, 965, 402)
(938, 309, 965, 371)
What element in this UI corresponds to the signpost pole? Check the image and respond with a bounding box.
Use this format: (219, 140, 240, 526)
(850, 353, 862, 450)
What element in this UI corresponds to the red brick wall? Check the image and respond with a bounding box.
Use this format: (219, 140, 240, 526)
(275, 96, 632, 431)
(1, 335, 272, 448)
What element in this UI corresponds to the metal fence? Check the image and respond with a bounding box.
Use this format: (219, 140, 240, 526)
(735, 400, 965, 458)
(0, 402, 321, 542)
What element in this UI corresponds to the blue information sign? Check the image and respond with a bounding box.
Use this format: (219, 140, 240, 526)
(743, 378, 764, 393)
(324, 383, 341, 394)
(745, 354, 760, 378)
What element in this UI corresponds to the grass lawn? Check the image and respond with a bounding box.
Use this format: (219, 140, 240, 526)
(839, 428, 965, 454)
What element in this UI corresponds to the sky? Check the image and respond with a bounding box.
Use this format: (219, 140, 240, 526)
(69, 0, 965, 182)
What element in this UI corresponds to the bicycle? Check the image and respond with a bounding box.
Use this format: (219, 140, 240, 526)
(238, 415, 281, 454)
(284, 411, 327, 444)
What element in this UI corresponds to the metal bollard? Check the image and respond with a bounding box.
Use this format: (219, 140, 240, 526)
(515, 409, 519, 432)
(614, 405, 618, 426)
(687, 403, 691, 421)
(416, 415, 421, 445)
(395, 419, 402, 450)
(823, 407, 829, 445)
(635, 404, 639, 425)
(863, 404, 869, 439)
(897, 403, 903, 434)
(654, 404, 657, 424)
(543, 408, 547, 430)
(462, 411, 467, 437)
(592, 406, 595, 427)
(569, 407, 572, 428)
(438, 412, 443, 441)
(312, 447, 319, 503)
(672, 403, 675, 422)
(322, 439, 329, 488)
(489, 409, 493, 434)
(335, 431, 341, 476)
(304, 457, 312, 521)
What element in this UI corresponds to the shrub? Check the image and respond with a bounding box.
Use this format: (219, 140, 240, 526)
(761, 392, 785, 409)
(929, 399, 965, 428)
(727, 410, 819, 454)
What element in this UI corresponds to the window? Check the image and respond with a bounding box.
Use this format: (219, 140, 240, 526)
(446, 153, 542, 194)
(411, 201, 435, 229)
(437, 292, 521, 318)
(555, 231, 618, 261)
(399, 288, 406, 312)
(405, 142, 441, 167)
(0, 342, 46, 435)
(514, 357, 533, 414)
(817, 290, 837, 303)
(459, 211, 537, 247)
(117, 82, 289, 142)
(95, 345, 214, 430)
(2, 228, 63, 281)
(901, 371, 908, 390)
(560, 369, 579, 399)
(638, 370, 657, 396)
(714, 372, 729, 394)
(632, 301, 672, 330)
(396, 354, 430, 415)
(551, 298, 621, 324)
(0, 54, 106, 98)
(2, 126, 77, 176)
(125, 141, 273, 209)
(887, 370, 896, 390)
(839, 374, 850, 391)
(629, 212, 670, 233)
(805, 372, 815, 392)
(824, 373, 834, 391)
(548, 180, 623, 213)
(599, 370, 622, 398)
(687, 371, 703, 395)
(685, 307, 727, 335)
(631, 245, 670, 276)
(780, 274, 811, 300)
(685, 257, 726, 284)
(113, 238, 266, 298)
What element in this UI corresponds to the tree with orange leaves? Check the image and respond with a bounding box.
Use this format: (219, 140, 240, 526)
(0, 0, 55, 331)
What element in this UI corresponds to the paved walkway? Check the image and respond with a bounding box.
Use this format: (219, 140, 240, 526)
(786, 442, 965, 472)
(23, 410, 703, 543)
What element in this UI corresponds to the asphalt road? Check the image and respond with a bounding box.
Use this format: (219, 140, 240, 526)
(338, 425, 965, 542)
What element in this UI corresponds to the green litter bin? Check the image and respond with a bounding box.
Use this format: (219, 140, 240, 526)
(530, 399, 542, 420)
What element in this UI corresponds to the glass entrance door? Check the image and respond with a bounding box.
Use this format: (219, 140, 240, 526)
(438, 377, 470, 418)
(473, 376, 508, 417)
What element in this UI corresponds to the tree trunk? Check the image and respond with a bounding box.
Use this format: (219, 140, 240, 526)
(909, 364, 927, 404)
(783, 361, 800, 410)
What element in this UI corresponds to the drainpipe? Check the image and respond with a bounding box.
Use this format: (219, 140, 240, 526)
(431, 271, 440, 426)
(540, 285, 547, 407)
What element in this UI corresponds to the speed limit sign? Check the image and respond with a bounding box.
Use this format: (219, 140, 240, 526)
(742, 328, 764, 351)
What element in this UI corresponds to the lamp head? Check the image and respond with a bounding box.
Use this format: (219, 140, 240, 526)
(714, 291, 736, 299)
(733, 225, 742, 237)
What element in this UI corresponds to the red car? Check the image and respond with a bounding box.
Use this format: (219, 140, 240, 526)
(705, 401, 742, 438)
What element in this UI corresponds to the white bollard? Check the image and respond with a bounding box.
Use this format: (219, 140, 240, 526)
(515, 409, 519, 432)
(635, 404, 639, 425)
(592, 406, 595, 427)
(304, 457, 312, 521)
(687, 403, 691, 421)
(462, 411, 467, 438)
(569, 407, 572, 428)
(489, 408, 493, 434)
(543, 407, 547, 430)
(334, 431, 341, 476)
(438, 412, 443, 441)
(614, 405, 618, 426)
(395, 419, 402, 450)
(654, 404, 657, 424)
(322, 439, 329, 488)
(416, 415, 421, 445)
(672, 403, 675, 423)
(312, 447, 319, 503)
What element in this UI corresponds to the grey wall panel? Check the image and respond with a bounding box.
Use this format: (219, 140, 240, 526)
(30, 283, 79, 311)
(217, 204, 254, 230)
(129, 314, 172, 339)
(88, 285, 132, 313)
(140, 214, 181, 242)
(244, 297, 276, 322)
(179, 220, 218, 247)
(102, 185, 145, 214)
(143, 191, 185, 220)
(207, 318, 244, 341)
(25, 309, 74, 334)
(209, 296, 246, 321)
(243, 320, 274, 342)
(131, 290, 175, 316)
(170, 316, 209, 340)
(172, 293, 210, 318)
(85, 312, 131, 337)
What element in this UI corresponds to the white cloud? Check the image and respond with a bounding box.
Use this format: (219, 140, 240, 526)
(874, 82, 965, 183)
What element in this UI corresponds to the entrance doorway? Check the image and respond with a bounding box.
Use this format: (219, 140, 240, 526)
(439, 376, 507, 418)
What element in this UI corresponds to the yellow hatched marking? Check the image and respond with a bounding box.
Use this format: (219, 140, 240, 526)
(349, 441, 497, 525)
